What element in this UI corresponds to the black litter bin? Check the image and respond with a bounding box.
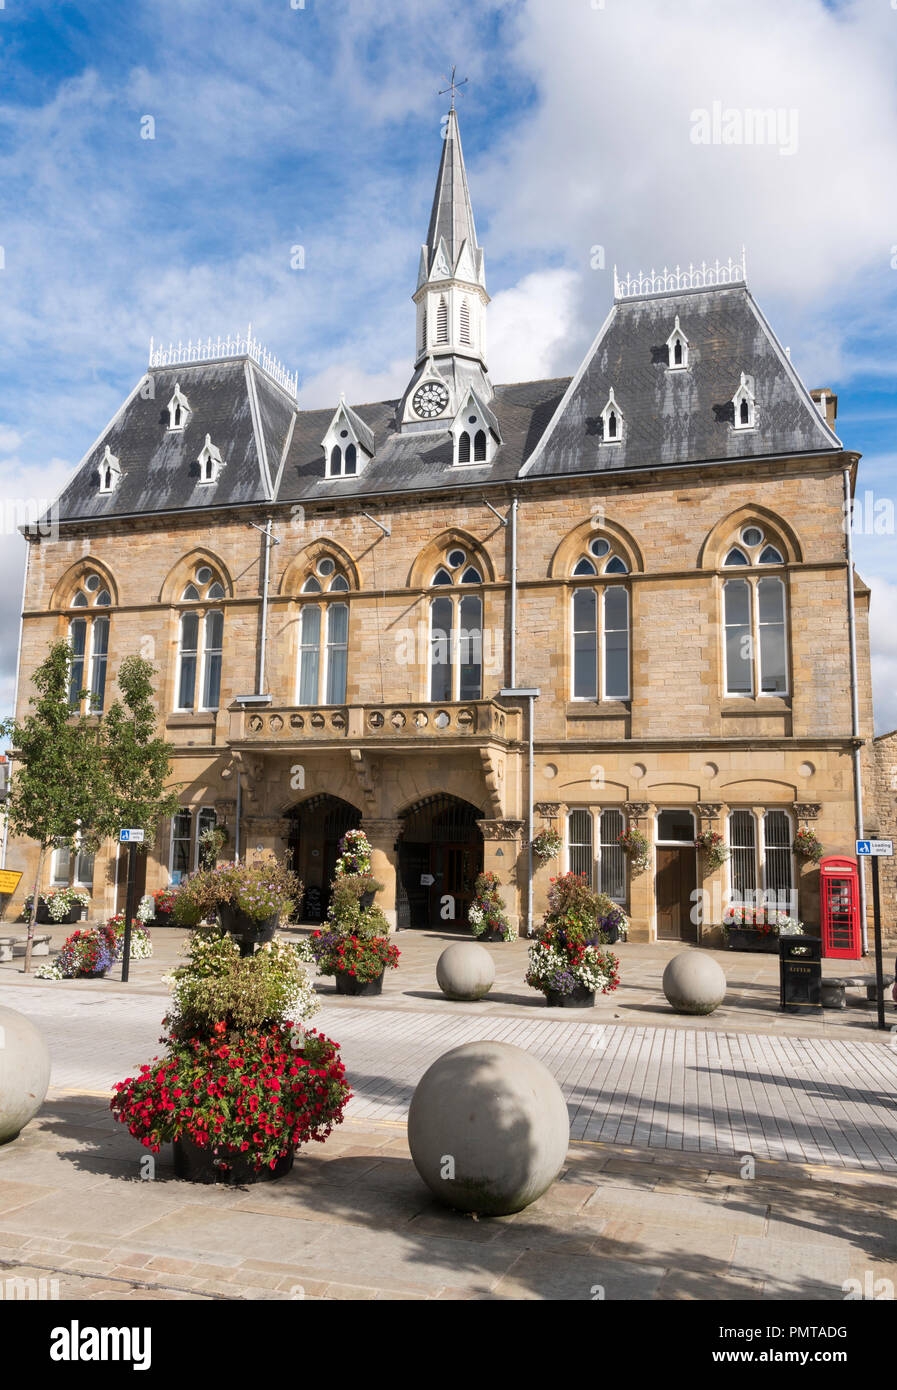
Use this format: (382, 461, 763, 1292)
(779, 934, 823, 1015)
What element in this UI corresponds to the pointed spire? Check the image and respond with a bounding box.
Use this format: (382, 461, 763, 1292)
(424, 108, 484, 287)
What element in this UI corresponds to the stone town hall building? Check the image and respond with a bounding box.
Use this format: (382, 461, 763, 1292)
(7, 108, 883, 943)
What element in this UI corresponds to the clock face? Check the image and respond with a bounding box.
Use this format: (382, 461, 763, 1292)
(412, 381, 449, 419)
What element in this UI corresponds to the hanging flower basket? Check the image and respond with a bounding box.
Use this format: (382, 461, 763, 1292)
(793, 828, 823, 862)
(694, 830, 730, 873)
(617, 828, 649, 875)
(531, 829, 563, 865)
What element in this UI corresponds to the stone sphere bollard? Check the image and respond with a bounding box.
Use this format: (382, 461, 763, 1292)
(0, 1004, 51, 1144)
(408, 1040, 570, 1215)
(436, 942, 495, 1001)
(662, 952, 727, 1016)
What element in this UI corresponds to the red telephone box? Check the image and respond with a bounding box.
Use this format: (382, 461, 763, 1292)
(820, 856, 861, 959)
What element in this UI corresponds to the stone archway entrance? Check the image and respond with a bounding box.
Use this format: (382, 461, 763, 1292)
(397, 795, 484, 930)
(287, 794, 361, 922)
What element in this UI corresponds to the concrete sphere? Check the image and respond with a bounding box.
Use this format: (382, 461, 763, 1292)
(662, 952, 727, 1016)
(0, 1005, 51, 1144)
(436, 942, 495, 1001)
(408, 1040, 570, 1215)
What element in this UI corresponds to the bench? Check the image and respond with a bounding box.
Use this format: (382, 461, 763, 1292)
(0, 936, 14, 962)
(820, 973, 895, 1010)
(10, 934, 52, 958)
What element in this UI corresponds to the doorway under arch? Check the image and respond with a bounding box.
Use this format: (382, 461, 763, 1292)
(287, 794, 362, 922)
(397, 794, 485, 930)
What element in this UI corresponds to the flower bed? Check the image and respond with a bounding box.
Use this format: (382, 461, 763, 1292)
(24, 888, 90, 924)
(112, 926, 346, 1180)
(722, 906, 806, 952)
(526, 873, 621, 1003)
(309, 930, 400, 986)
(468, 871, 516, 942)
(35, 924, 118, 980)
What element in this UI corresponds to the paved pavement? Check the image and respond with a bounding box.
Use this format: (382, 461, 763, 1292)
(0, 928, 895, 1299)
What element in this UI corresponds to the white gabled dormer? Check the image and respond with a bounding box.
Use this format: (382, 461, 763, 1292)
(167, 382, 190, 431)
(600, 388, 623, 444)
(451, 387, 501, 466)
(321, 395, 375, 479)
(732, 372, 757, 430)
(198, 433, 225, 484)
(666, 315, 689, 370)
(98, 444, 121, 494)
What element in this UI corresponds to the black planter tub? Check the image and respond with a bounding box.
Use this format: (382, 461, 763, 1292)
(173, 1136, 294, 1185)
(218, 906, 280, 956)
(545, 984, 596, 1009)
(725, 926, 779, 954)
(335, 970, 384, 996)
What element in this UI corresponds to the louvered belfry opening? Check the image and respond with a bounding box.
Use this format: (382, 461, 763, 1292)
(396, 794, 484, 930)
(287, 794, 362, 923)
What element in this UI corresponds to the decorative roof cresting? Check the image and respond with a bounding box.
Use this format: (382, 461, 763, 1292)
(614, 249, 747, 301)
(148, 323, 299, 400)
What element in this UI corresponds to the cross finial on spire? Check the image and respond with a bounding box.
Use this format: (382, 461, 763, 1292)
(438, 64, 468, 112)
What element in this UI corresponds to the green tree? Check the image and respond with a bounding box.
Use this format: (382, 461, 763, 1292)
(96, 655, 181, 843)
(0, 641, 105, 972)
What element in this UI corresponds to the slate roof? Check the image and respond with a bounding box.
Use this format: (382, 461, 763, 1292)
(48, 284, 843, 526)
(521, 285, 840, 479)
(53, 360, 293, 522)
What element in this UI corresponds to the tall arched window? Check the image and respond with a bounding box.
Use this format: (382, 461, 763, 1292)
(296, 560, 351, 705)
(428, 550, 484, 700)
(473, 430, 487, 462)
(175, 565, 226, 711)
(458, 432, 471, 463)
(571, 541, 631, 701)
(68, 575, 112, 712)
(721, 526, 788, 697)
(344, 444, 357, 476)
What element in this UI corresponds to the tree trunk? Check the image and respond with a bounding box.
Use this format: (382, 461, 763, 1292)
(24, 844, 46, 975)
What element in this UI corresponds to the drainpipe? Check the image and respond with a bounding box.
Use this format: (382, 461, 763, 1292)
(235, 770, 242, 862)
(843, 467, 868, 953)
(500, 686, 540, 935)
(510, 497, 518, 688)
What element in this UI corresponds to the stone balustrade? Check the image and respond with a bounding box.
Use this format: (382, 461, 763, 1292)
(229, 699, 520, 743)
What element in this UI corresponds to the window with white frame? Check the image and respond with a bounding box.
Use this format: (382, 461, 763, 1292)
(571, 545, 630, 701)
(68, 575, 112, 712)
(727, 809, 794, 912)
(428, 551, 483, 701)
(175, 565, 226, 711)
(296, 558, 351, 705)
(169, 806, 217, 883)
(566, 807, 627, 901)
(723, 575, 788, 696)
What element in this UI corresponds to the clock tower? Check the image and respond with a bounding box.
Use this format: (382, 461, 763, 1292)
(398, 104, 492, 431)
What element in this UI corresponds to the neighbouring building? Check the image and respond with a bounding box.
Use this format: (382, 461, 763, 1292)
(5, 106, 885, 945)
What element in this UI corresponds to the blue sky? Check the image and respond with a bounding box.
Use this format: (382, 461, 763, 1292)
(1, 0, 896, 727)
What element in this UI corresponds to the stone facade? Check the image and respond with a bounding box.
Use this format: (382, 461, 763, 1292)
(5, 450, 879, 943)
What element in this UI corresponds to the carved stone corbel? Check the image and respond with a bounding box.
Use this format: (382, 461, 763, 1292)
(793, 802, 821, 823)
(349, 747, 378, 813)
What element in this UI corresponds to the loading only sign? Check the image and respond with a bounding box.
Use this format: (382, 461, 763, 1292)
(856, 839, 892, 1029)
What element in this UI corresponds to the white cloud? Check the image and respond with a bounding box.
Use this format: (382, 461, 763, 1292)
(489, 269, 581, 383)
(866, 576, 897, 736)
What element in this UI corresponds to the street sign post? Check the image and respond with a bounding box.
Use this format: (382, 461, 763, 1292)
(119, 831, 145, 982)
(856, 839, 893, 1030)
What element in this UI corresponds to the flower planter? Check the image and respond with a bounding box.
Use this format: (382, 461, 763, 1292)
(725, 927, 779, 954)
(173, 1135, 294, 1185)
(359, 890, 376, 911)
(477, 927, 510, 943)
(152, 908, 174, 928)
(545, 985, 596, 1009)
(599, 924, 620, 945)
(79, 969, 108, 980)
(335, 970, 384, 996)
(34, 903, 79, 926)
(218, 906, 280, 956)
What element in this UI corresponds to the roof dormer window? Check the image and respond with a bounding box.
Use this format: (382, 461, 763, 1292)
(733, 373, 757, 430)
(98, 444, 121, 494)
(167, 383, 190, 431)
(450, 389, 500, 467)
(322, 396, 374, 480)
(198, 434, 225, 484)
(600, 388, 623, 444)
(666, 316, 689, 370)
